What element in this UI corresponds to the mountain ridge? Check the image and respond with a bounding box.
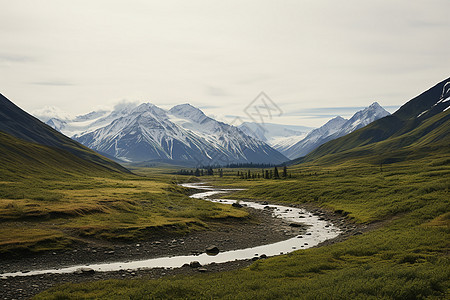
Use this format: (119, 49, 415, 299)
(50, 103, 289, 165)
(291, 77, 450, 165)
(283, 102, 390, 159)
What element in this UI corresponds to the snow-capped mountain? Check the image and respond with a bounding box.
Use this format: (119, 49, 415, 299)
(44, 103, 288, 165)
(238, 122, 313, 153)
(283, 102, 390, 159)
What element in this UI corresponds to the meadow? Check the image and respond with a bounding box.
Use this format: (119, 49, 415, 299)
(34, 154, 449, 299)
(0, 168, 248, 255)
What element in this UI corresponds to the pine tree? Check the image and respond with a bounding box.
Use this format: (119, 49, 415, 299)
(274, 167, 279, 178)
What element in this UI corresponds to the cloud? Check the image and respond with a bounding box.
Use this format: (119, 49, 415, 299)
(205, 86, 231, 97)
(113, 99, 140, 111)
(284, 105, 401, 119)
(0, 54, 37, 63)
(30, 81, 75, 86)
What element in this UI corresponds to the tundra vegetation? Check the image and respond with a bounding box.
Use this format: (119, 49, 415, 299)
(35, 153, 449, 299)
(0, 163, 248, 255)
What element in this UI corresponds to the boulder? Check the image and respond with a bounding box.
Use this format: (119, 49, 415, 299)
(232, 202, 243, 208)
(205, 246, 220, 255)
(189, 261, 202, 268)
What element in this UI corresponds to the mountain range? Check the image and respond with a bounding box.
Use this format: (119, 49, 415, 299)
(39, 100, 391, 165)
(43, 103, 288, 166)
(282, 102, 390, 159)
(292, 77, 450, 165)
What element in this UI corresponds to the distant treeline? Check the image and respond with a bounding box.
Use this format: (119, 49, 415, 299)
(237, 166, 290, 179)
(177, 166, 290, 179)
(198, 162, 276, 169)
(177, 168, 224, 177)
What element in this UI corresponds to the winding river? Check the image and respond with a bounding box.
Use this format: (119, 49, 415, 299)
(0, 183, 340, 278)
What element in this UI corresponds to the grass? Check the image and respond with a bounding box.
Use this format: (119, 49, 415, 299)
(34, 154, 449, 299)
(0, 171, 248, 255)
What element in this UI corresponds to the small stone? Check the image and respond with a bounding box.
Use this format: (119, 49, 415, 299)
(75, 267, 95, 275)
(259, 254, 267, 259)
(198, 268, 208, 273)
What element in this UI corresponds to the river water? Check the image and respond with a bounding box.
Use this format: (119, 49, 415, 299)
(0, 182, 340, 278)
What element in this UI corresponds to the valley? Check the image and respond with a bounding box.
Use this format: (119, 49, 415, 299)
(0, 78, 448, 299)
(30, 156, 449, 299)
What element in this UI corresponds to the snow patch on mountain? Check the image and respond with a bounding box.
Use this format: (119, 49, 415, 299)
(283, 103, 390, 159)
(42, 102, 288, 165)
(238, 122, 313, 153)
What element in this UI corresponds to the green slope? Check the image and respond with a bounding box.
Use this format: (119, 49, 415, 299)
(292, 77, 450, 165)
(0, 131, 127, 180)
(0, 93, 129, 174)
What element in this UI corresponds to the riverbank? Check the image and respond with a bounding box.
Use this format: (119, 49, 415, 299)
(1, 186, 364, 300)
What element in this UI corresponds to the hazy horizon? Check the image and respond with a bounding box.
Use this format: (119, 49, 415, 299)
(1, 0, 449, 127)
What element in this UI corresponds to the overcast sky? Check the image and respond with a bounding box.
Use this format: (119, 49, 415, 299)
(1, 0, 449, 127)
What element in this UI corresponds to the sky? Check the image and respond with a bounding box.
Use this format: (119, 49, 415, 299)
(1, 0, 449, 127)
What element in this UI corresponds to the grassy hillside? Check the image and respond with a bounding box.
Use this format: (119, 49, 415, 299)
(0, 93, 129, 173)
(300, 110, 450, 165)
(35, 155, 449, 299)
(293, 78, 450, 165)
(0, 131, 248, 255)
(0, 132, 125, 180)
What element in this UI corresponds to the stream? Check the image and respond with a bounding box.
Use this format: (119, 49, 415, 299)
(0, 182, 340, 278)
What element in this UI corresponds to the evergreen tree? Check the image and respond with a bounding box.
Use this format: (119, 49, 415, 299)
(194, 168, 200, 176)
(274, 167, 279, 178)
(283, 166, 287, 178)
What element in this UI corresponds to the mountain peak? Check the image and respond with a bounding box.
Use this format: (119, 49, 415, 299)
(368, 102, 382, 109)
(131, 103, 166, 116)
(169, 103, 207, 123)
